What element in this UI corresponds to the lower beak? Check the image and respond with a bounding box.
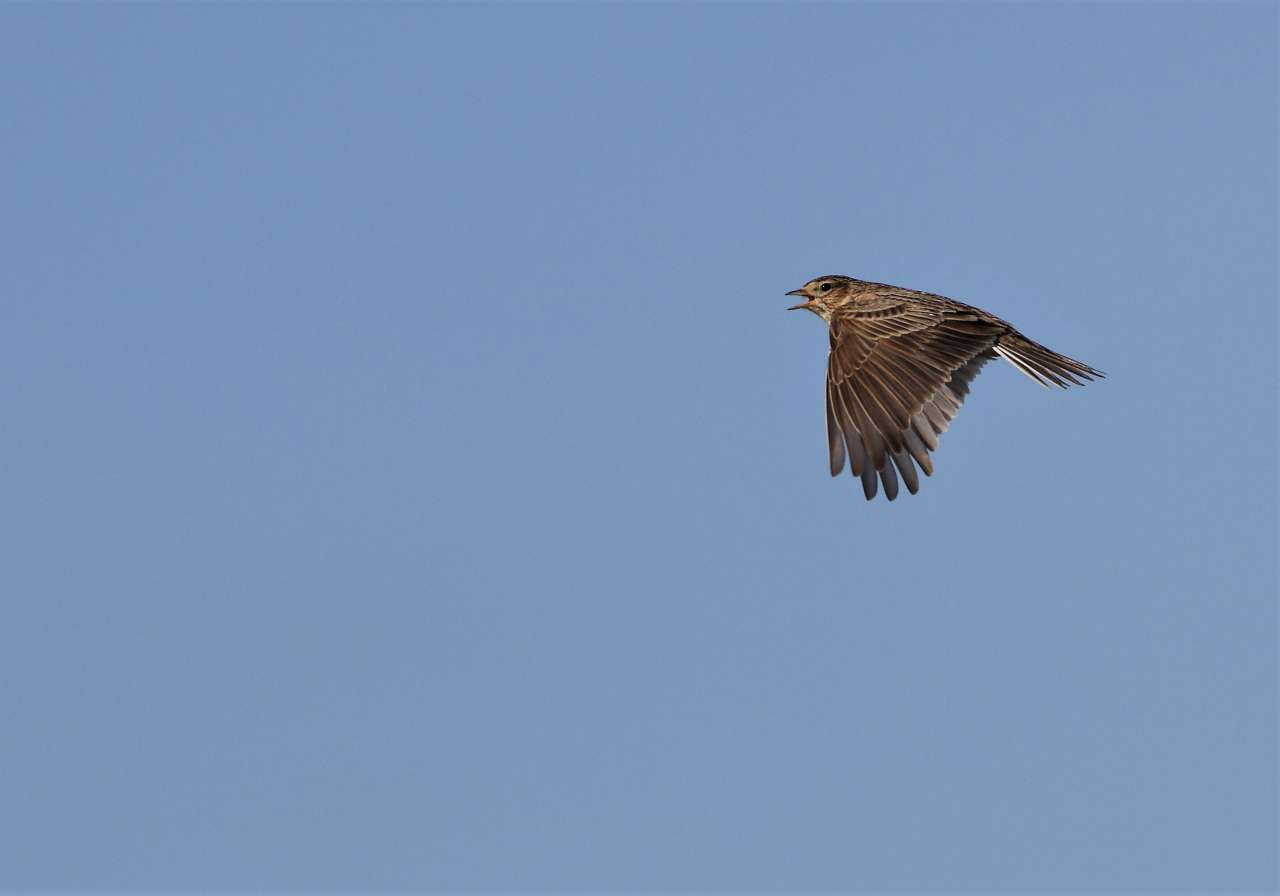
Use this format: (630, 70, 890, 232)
(786, 288, 808, 310)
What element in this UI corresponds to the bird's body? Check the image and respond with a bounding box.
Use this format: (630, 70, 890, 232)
(787, 275, 1103, 501)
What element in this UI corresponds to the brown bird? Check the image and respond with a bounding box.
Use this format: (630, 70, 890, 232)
(788, 274, 1103, 501)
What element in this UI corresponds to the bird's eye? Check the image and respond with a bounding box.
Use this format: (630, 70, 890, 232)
(819, 282, 832, 292)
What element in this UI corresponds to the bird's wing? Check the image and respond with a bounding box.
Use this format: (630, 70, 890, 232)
(825, 295, 1003, 500)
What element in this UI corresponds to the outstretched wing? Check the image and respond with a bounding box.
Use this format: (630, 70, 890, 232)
(825, 294, 1003, 501)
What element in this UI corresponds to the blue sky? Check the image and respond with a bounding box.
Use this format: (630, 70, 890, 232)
(1, 2, 1276, 890)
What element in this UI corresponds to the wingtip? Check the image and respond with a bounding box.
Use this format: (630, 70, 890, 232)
(860, 465, 878, 500)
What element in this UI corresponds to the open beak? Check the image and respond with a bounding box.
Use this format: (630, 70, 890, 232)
(786, 288, 808, 311)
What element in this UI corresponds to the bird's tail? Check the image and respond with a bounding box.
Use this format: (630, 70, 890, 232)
(994, 333, 1104, 388)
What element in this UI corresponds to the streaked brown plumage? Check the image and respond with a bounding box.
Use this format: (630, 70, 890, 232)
(787, 274, 1103, 501)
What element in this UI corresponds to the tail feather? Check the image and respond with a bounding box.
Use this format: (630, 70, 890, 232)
(995, 334, 1104, 389)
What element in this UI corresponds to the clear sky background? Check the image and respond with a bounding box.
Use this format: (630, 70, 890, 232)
(1, 2, 1276, 891)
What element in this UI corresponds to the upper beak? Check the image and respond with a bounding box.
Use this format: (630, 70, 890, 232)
(786, 288, 808, 311)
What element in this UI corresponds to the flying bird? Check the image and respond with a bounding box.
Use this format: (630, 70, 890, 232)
(788, 274, 1103, 501)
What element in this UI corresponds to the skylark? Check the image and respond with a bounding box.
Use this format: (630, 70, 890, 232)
(788, 274, 1103, 501)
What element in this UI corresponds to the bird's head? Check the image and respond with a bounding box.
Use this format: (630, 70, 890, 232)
(786, 275, 856, 321)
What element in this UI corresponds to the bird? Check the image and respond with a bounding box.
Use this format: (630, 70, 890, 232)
(787, 274, 1103, 501)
